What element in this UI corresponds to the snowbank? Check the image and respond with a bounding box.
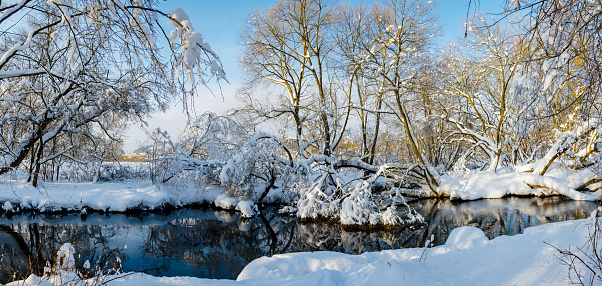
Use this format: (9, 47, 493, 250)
(8, 217, 598, 285)
(439, 171, 600, 201)
(214, 194, 239, 210)
(214, 195, 258, 218)
(0, 180, 224, 212)
(444, 226, 489, 250)
(235, 200, 257, 218)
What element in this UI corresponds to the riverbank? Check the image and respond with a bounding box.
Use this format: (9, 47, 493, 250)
(0, 180, 227, 214)
(2, 169, 598, 216)
(6, 213, 599, 285)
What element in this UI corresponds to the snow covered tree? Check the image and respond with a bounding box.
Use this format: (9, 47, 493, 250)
(0, 0, 224, 185)
(356, 0, 442, 193)
(503, 0, 601, 118)
(431, 1, 602, 199)
(495, 0, 601, 168)
(235, 0, 445, 225)
(239, 0, 354, 158)
(444, 22, 534, 172)
(333, 3, 387, 165)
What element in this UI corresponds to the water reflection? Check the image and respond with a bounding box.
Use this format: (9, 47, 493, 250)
(0, 197, 595, 283)
(414, 196, 594, 246)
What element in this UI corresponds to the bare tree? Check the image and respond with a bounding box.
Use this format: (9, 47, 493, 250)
(239, 0, 345, 158)
(358, 0, 442, 192)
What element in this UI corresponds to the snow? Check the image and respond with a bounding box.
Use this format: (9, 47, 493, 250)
(170, 8, 190, 25)
(438, 171, 600, 201)
(2, 200, 13, 212)
(235, 200, 257, 218)
(0, 68, 45, 79)
(236, 219, 594, 285)
(214, 194, 239, 210)
(57, 243, 76, 270)
(169, 7, 224, 85)
(340, 187, 371, 225)
(0, 180, 223, 212)
(444, 226, 489, 250)
(0, 172, 294, 217)
(0, 29, 37, 67)
(439, 172, 535, 200)
(278, 205, 297, 214)
(296, 186, 338, 220)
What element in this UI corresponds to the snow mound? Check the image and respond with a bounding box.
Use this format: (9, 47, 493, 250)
(19, 275, 52, 286)
(278, 206, 297, 214)
(439, 172, 533, 200)
(235, 200, 257, 218)
(57, 243, 76, 270)
(236, 220, 589, 285)
(438, 171, 600, 201)
(214, 194, 238, 210)
(445, 226, 489, 250)
(2, 200, 13, 212)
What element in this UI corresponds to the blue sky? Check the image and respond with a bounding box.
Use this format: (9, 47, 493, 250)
(155, 0, 506, 86)
(124, 0, 507, 152)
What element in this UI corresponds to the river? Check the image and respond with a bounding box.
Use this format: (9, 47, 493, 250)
(0, 196, 594, 283)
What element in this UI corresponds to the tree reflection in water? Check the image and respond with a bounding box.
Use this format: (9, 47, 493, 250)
(0, 217, 126, 283)
(0, 197, 595, 283)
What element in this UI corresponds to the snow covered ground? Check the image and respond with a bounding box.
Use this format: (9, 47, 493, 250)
(439, 169, 601, 201)
(0, 177, 293, 215)
(0, 180, 225, 212)
(7, 214, 599, 285)
(2, 168, 598, 216)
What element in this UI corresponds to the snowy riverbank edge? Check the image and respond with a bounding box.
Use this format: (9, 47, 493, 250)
(2, 168, 600, 215)
(7, 216, 599, 286)
(0, 180, 225, 213)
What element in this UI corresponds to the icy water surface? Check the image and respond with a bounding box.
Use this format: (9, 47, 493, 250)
(0, 197, 595, 282)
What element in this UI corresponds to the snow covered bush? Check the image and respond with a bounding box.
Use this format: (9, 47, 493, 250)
(6, 242, 128, 286)
(144, 111, 424, 227)
(96, 163, 149, 182)
(293, 157, 426, 227)
(145, 114, 297, 206)
(142, 113, 242, 184)
(296, 184, 340, 220)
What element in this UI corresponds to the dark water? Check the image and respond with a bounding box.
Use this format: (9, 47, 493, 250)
(0, 197, 595, 283)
